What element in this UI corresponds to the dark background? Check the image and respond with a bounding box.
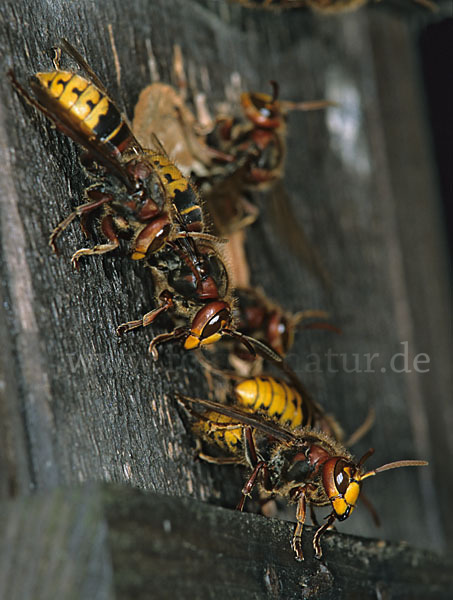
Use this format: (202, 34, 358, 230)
(419, 16, 453, 258)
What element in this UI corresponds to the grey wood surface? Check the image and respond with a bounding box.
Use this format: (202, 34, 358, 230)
(0, 0, 451, 594)
(2, 484, 452, 600)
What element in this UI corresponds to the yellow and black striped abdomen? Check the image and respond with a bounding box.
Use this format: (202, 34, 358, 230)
(148, 153, 188, 195)
(147, 152, 203, 232)
(193, 411, 245, 456)
(234, 376, 312, 430)
(34, 70, 134, 155)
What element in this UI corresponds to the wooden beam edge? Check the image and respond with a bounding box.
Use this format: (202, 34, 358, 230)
(0, 484, 451, 599)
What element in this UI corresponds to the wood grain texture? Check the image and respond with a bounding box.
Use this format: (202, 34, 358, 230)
(0, 0, 450, 589)
(1, 484, 452, 600)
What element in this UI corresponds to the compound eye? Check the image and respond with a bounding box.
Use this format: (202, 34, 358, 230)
(334, 459, 352, 495)
(250, 92, 271, 110)
(201, 308, 230, 340)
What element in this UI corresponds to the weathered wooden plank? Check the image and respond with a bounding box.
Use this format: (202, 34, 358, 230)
(367, 9, 453, 549)
(1, 484, 452, 600)
(0, 486, 114, 600)
(0, 0, 450, 585)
